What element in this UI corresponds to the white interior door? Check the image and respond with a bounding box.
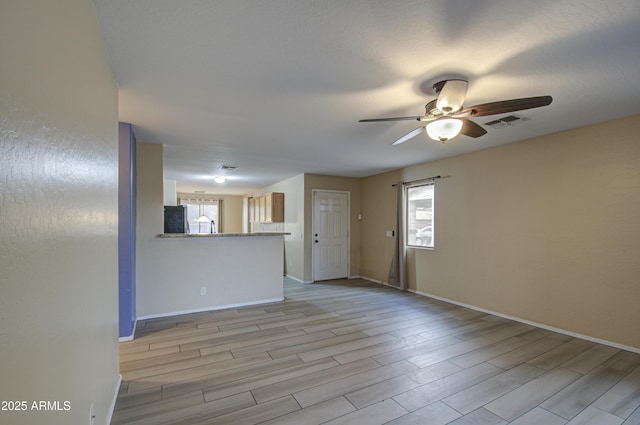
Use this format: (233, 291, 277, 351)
(313, 190, 349, 281)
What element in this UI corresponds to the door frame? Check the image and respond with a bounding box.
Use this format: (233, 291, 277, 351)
(311, 189, 351, 282)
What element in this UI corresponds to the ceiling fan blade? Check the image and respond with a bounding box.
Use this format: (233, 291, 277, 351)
(436, 79, 468, 113)
(459, 118, 487, 138)
(459, 95, 552, 117)
(359, 116, 422, 122)
(392, 126, 425, 145)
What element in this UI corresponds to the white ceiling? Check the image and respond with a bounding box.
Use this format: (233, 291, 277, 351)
(93, 0, 640, 195)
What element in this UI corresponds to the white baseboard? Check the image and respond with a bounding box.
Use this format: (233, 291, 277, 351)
(285, 274, 312, 284)
(106, 374, 122, 425)
(136, 297, 285, 321)
(349, 275, 375, 281)
(359, 276, 381, 284)
(408, 288, 640, 354)
(118, 319, 138, 342)
(360, 276, 639, 354)
(360, 276, 394, 287)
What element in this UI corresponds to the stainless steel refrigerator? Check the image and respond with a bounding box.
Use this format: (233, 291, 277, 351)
(163, 205, 189, 233)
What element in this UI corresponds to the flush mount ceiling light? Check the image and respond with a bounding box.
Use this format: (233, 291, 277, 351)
(213, 176, 226, 183)
(426, 118, 463, 142)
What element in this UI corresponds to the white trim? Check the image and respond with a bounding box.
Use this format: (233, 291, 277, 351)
(360, 275, 396, 287)
(359, 276, 383, 284)
(136, 297, 285, 321)
(118, 319, 138, 342)
(285, 274, 312, 284)
(106, 374, 122, 425)
(408, 288, 640, 355)
(361, 275, 406, 290)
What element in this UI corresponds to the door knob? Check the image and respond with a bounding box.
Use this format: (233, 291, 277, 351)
(315, 240, 318, 243)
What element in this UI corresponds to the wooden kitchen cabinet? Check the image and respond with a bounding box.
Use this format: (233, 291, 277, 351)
(251, 192, 284, 223)
(258, 195, 266, 222)
(264, 192, 284, 222)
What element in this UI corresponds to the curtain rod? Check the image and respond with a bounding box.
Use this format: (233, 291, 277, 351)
(392, 174, 449, 187)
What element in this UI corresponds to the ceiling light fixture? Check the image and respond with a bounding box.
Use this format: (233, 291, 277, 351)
(213, 176, 226, 183)
(426, 118, 463, 142)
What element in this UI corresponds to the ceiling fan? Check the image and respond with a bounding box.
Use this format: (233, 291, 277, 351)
(359, 79, 552, 144)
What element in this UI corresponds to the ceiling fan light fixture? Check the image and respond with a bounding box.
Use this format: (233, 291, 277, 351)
(426, 118, 463, 142)
(213, 176, 226, 183)
(436, 79, 468, 113)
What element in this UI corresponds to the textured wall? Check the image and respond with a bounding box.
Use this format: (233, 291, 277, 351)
(0, 1, 120, 424)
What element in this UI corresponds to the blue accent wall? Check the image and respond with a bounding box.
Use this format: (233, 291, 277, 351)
(118, 122, 137, 338)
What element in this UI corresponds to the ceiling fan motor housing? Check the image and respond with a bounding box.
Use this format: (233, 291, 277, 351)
(422, 99, 442, 120)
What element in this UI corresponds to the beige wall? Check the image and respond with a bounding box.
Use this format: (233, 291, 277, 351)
(361, 115, 640, 350)
(360, 169, 403, 282)
(136, 142, 165, 314)
(0, 1, 121, 424)
(138, 144, 165, 235)
(219, 195, 243, 233)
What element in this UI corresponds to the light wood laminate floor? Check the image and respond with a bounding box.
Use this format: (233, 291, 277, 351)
(113, 278, 640, 425)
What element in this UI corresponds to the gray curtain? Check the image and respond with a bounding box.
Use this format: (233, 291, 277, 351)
(388, 182, 407, 291)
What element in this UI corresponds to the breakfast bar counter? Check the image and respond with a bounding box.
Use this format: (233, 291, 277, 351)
(137, 233, 290, 320)
(157, 232, 290, 238)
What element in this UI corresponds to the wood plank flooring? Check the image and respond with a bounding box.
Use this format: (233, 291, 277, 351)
(112, 278, 640, 425)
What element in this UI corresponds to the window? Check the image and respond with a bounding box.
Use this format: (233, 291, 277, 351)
(178, 196, 221, 234)
(406, 184, 434, 248)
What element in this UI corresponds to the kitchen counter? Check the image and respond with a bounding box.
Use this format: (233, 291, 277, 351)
(157, 232, 290, 238)
(137, 232, 288, 320)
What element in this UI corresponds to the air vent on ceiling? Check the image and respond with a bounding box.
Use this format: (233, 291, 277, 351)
(219, 164, 238, 171)
(484, 114, 530, 129)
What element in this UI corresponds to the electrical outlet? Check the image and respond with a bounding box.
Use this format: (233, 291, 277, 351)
(200, 287, 206, 295)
